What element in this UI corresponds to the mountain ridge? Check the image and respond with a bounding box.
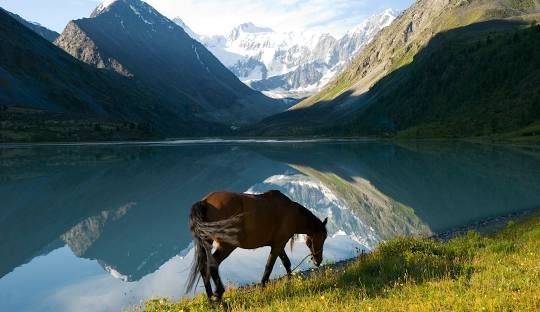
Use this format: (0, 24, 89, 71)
(0, 7, 225, 142)
(1, 8, 59, 42)
(55, 0, 283, 126)
(295, 0, 540, 110)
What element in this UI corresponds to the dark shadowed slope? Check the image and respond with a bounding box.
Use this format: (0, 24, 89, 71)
(0, 8, 222, 142)
(55, 0, 283, 127)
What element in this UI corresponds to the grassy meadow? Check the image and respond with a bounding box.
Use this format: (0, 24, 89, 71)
(141, 216, 540, 312)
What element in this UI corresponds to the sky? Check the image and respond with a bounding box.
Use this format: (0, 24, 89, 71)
(0, 0, 413, 36)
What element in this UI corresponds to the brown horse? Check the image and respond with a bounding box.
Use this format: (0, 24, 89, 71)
(185, 190, 328, 301)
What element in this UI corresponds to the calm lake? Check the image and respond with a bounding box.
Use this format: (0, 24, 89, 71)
(1, 140, 540, 312)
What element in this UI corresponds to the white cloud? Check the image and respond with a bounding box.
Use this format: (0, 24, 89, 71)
(1, 0, 410, 35)
(134, 0, 409, 36)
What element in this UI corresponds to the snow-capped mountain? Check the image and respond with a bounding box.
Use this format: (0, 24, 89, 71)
(174, 9, 397, 98)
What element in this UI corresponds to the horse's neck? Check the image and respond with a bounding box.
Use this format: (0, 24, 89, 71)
(295, 207, 319, 235)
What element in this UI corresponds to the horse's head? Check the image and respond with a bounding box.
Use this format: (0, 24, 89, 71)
(306, 217, 328, 267)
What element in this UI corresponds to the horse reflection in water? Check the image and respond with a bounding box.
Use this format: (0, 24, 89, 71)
(186, 190, 328, 301)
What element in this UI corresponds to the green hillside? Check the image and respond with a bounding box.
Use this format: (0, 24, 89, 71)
(251, 0, 540, 139)
(298, 0, 540, 109)
(335, 20, 540, 138)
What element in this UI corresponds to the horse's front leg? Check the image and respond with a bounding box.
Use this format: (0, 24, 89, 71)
(279, 250, 292, 278)
(261, 246, 280, 287)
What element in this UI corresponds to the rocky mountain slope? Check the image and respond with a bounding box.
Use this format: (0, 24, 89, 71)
(0, 8, 222, 142)
(177, 9, 396, 99)
(252, 0, 540, 137)
(55, 0, 283, 126)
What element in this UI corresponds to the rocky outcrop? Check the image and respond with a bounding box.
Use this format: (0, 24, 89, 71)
(55, 21, 131, 77)
(62, 203, 134, 257)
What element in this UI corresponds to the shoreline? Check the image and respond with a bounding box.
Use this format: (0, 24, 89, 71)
(237, 207, 540, 286)
(147, 210, 540, 311)
(299, 208, 540, 278)
(2, 136, 539, 148)
(431, 207, 540, 241)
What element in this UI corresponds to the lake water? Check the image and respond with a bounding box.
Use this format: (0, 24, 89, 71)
(1, 140, 540, 312)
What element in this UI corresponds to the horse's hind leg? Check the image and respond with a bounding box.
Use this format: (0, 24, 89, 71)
(201, 268, 213, 300)
(279, 250, 292, 277)
(210, 244, 236, 300)
(201, 240, 214, 300)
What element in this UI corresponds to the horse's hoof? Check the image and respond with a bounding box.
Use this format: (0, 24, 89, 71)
(210, 295, 222, 303)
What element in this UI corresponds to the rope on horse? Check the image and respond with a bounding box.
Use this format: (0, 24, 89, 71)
(291, 254, 312, 272)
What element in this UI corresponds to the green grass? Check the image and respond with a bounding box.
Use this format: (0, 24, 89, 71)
(141, 216, 540, 312)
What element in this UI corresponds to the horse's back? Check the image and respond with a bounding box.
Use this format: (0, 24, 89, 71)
(202, 191, 256, 221)
(201, 191, 296, 248)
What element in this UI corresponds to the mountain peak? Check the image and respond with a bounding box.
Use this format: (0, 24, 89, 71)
(348, 8, 397, 36)
(91, 0, 148, 18)
(91, 0, 119, 17)
(88, 0, 175, 31)
(237, 22, 273, 33)
(228, 22, 273, 40)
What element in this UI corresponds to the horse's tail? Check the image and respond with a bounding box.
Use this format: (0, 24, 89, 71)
(185, 201, 242, 294)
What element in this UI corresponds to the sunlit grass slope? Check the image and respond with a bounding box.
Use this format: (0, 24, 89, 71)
(142, 216, 540, 312)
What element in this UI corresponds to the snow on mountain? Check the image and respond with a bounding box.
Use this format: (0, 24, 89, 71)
(175, 9, 397, 99)
(171, 17, 198, 39)
(92, 0, 119, 17)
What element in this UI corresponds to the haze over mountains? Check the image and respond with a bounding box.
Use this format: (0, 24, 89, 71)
(175, 9, 397, 98)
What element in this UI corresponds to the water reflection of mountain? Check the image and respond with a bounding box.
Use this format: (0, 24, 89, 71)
(251, 142, 540, 233)
(247, 172, 404, 249)
(0, 145, 289, 279)
(1, 142, 540, 283)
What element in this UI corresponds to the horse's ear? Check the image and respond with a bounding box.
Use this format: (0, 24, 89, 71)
(323, 217, 328, 226)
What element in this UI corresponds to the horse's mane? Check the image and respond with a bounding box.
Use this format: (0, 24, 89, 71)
(290, 234, 299, 251)
(290, 201, 326, 251)
(257, 190, 325, 252)
(299, 204, 326, 232)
